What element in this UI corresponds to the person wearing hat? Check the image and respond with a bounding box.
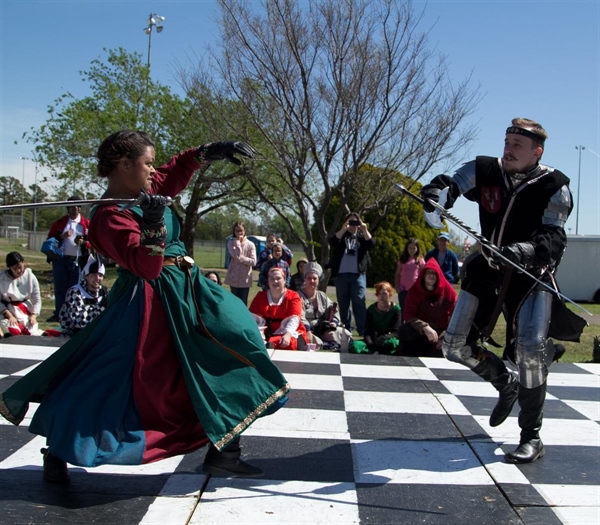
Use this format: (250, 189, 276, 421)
(298, 262, 350, 351)
(58, 255, 108, 338)
(424, 232, 459, 285)
(289, 257, 308, 292)
(45, 195, 91, 322)
(420, 117, 586, 464)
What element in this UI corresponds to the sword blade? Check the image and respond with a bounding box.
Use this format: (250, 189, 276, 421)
(0, 198, 138, 211)
(394, 183, 592, 317)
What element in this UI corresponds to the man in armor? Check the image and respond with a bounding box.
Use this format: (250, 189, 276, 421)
(420, 117, 585, 464)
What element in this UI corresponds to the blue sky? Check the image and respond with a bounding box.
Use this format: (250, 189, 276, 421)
(1, 0, 599, 237)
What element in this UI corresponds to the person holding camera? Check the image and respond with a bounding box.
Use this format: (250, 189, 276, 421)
(328, 212, 374, 336)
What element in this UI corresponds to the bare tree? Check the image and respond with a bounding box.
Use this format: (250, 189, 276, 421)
(181, 0, 480, 268)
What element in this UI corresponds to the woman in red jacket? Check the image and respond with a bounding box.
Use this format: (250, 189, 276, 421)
(250, 266, 307, 350)
(398, 258, 457, 357)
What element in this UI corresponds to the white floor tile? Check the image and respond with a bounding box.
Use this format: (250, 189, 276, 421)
(351, 439, 494, 485)
(0, 343, 59, 360)
(419, 358, 470, 370)
(344, 391, 468, 415)
(140, 474, 205, 524)
(13, 363, 42, 376)
(548, 373, 600, 388)
(284, 373, 344, 391)
(341, 363, 437, 381)
(271, 350, 341, 364)
(469, 442, 530, 485)
(192, 479, 359, 525)
(534, 483, 600, 506)
(552, 505, 600, 525)
(441, 380, 498, 398)
(563, 399, 600, 421)
(575, 363, 600, 376)
(475, 416, 600, 447)
(243, 407, 348, 438)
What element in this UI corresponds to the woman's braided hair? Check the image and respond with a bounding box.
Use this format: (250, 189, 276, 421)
(96, 130, 155, 178)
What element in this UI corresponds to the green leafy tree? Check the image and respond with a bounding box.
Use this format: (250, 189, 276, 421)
(22, 48, 263, 255)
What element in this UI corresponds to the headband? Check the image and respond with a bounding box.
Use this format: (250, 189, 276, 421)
(506, 126, 545, 146)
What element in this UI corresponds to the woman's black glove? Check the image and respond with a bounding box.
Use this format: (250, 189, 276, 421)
(196, 141, 256, 165)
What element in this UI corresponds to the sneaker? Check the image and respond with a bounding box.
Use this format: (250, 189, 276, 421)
(41, 448, 70, 484)
(46, 315, 59, 323)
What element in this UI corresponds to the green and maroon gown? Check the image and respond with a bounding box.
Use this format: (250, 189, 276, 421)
(0, 149, 290, 466)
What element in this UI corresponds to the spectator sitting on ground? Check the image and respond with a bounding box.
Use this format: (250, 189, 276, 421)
(424, 232, 460, 285)
(59, 255, 108, 338)
(351, 281, 401, 355)
(0, 252, 43, 336)
(249, 266, 307, 350)
(204, 271, 222, 285)
(289, 258, 308, 292)
(398, 258, 457, 358)
(298, 262, 351, 351)
(256, 233, 293, 269)
(258, 243, 291, 290)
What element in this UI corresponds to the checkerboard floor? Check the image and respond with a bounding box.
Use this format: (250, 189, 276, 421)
(1, 337, 599, 524)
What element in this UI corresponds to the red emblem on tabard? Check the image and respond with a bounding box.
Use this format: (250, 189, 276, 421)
(481, 186, 501, 213)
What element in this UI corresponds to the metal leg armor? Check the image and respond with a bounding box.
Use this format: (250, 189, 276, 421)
(515, 291, 553, 389)
(442, 290, 480, 368)
(505, 290, 553, 463)
(443, 290, 518, 427)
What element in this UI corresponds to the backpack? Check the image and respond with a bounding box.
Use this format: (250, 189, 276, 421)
(41, 238, 64, 260)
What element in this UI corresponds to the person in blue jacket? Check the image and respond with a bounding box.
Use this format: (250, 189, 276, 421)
(424, 232, 459, 285)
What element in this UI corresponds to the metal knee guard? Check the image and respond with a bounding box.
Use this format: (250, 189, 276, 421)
(442, 290, 480, 368)
(515, 291, 553, 388)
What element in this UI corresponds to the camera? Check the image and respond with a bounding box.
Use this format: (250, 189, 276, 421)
(348, 219, 360, 226)
(346, 249, 356, 256)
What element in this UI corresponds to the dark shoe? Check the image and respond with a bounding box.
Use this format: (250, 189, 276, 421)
(202, 445, 264, 478)
(41, 448, 70, 484)
(46, 315, 59, 323)
(489, 374, 519, 427)
(505, 439, 545, 464)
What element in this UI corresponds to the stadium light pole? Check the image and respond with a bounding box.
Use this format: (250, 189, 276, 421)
(575, 145, 585, 235)
(32, 160, 38, 233)
(19, 156, 29, 233)
(143, 13, 165, 70)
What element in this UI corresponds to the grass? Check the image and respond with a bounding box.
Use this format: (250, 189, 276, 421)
(2, 237, 599, 363)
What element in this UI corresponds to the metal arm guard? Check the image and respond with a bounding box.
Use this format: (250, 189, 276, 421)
(515, 290, 553, 388)
(442, 290, 480, 369)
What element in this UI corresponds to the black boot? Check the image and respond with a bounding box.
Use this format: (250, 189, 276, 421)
(41, 448, 70, 484)
(202, 437, 264, 478)
(472, 350, 519, 427)
(505, 383, 546, 464)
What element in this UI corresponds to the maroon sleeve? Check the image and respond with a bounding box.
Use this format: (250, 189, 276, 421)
(88, 206, 164, 280)
(151, 148, 209, 198)
(47, 216, 66, 239)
